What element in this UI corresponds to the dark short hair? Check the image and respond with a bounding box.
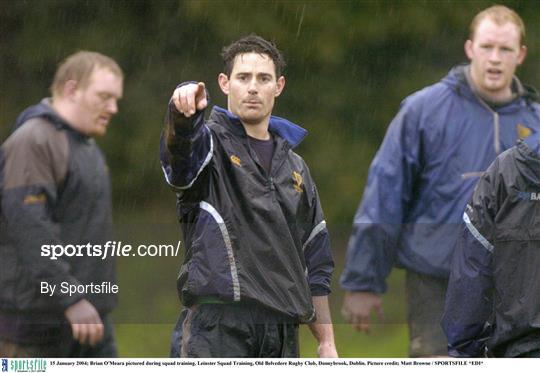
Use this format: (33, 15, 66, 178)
(221, 34, 286, 77)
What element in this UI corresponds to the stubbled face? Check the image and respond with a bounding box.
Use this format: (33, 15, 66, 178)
(72, 67, 123, 137)
(219, 52, 284, 127)
(465, 18, 526, 101)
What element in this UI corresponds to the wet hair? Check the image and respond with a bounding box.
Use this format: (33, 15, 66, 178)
(469, 5, 525, 44)
(221, 34, 286, 77)
(51, 51, 123, 98)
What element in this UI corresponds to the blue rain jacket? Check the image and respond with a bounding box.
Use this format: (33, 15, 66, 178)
(341, 65, 540, 293)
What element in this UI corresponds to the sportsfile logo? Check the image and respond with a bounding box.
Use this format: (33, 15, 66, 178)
(517, 191, 540, 201)
(5, 359, 47, 372)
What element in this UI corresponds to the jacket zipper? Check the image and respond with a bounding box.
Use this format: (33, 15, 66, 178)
(245, 135, 291, 201)
(269, 177, 275, 191)
(268, 144, 291, 202)
(245, 138, 279, 202)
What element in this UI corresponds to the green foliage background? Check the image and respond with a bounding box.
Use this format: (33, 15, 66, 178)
(1, 0, 539, 357)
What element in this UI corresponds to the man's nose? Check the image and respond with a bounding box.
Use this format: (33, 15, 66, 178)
(488, 48, 502, 63)
(106, 99, 118, 114)
(247, 77, 258, 93)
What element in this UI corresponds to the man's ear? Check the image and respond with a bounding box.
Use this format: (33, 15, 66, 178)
(517, 45, 527, 66)
(275, 76, 285, 97)
(464, 39, 474, 61)
(63, 80, 79, 101)
(218, 73, 229, 95)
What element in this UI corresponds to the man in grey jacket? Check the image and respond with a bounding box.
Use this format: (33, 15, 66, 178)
(0, 51, 123, 357)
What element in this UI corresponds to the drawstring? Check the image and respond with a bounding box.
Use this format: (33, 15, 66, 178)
(464, 66, 502, 156)
(460, 90, 502, 180)
(493, 112, 501, 154)
(473, 93, 501, 155)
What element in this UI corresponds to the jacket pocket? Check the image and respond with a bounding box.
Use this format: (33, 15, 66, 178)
(185, 201, 240, 302)
(493, 238, 540, 322)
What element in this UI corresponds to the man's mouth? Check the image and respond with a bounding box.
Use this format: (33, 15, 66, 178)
(244, 99, 262, 106)
(98, 116, 111, 125)
(486, 68, 503, 79)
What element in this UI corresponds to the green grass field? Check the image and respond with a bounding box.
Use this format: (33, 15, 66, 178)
(114, 321, 409, 358)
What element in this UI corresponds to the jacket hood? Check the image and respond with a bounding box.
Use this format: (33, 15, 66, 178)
(12, 99, 71, 133)
(442, 64, 538, 108)
(516, 131, 540, 185)
(212, 106, 308, 148)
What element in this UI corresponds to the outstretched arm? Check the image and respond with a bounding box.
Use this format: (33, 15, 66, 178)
(160, 82, 212, 191)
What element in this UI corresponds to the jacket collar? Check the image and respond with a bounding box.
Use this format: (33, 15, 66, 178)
(13, 98, 89, 141)
(210, 106, 308, 148)
(516, 133, 540, 184)
(443, 64, 536, 112)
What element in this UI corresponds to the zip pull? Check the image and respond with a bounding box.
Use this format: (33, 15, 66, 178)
(269, 177, 275, 191)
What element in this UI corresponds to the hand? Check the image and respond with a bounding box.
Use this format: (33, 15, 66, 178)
(318, 342, 339, 358)
(64, 299, 104, 346)
(172, 82, 207, 117)
(341, 291, 384, 334)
